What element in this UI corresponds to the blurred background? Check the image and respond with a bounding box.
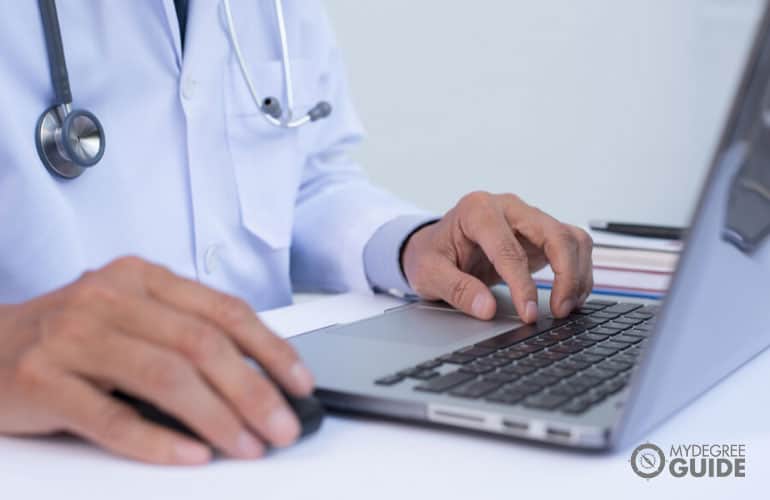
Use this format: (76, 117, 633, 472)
(325, 0, 764, 227)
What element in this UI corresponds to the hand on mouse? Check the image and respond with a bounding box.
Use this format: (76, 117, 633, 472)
(401, 192, 594, 322)
(0, 257, 314, 465)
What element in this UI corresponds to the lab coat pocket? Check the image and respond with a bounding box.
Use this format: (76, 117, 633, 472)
(224, 59, 317, 249)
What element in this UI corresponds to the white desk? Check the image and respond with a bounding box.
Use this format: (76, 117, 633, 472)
(3, 293, 768, 499)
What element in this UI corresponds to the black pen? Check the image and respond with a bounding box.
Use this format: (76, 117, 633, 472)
(589, 220, 686, 240)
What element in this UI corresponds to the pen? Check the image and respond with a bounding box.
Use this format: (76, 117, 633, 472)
(589, 220, 685, 240)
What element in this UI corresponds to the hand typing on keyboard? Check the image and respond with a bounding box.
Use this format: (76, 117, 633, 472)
(401, 192, 594, 323)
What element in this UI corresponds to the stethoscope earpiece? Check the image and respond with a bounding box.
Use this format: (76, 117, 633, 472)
(260, 97, 283, 120)
(224, 0, 333, 129)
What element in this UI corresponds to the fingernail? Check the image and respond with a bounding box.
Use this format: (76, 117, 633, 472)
(525, 301, 538, 323)
(290, 362, 315, 394)
(174, 441, 211, 465)
(472, 294, 494, 318)
(267, 407, 301, 447)
(236, 431, 265, 458)
(560, 298, 576, 316)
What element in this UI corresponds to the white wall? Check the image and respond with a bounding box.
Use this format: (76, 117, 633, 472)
(325, 0, 763, 226)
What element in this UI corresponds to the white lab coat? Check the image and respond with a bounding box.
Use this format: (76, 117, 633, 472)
(0, 0, 423, 309)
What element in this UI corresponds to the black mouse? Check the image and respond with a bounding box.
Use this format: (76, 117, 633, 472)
(112, 389, 324, 441)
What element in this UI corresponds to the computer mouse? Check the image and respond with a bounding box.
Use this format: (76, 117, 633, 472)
(112, 389, 324, 442)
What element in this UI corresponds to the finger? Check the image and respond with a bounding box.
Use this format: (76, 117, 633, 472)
(53, 374, 211, 465)
(458, 202, 538, 322)
(568, 225, 594, 305)
(100, 296, 301, 448)
(501, 200, 582, 317)
(138, 263, 314, 397)
(421, 257, 498, 319)
(47, 324, 267, 458)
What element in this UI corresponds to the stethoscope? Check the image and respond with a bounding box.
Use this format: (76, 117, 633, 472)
(35, 0, 332, 180)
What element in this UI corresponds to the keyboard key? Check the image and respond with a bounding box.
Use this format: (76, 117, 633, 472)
(550, 342, 584, 355)
(523, 393, 569, 410)
(459, 363, 497, 375)
(635, 305, 661, 314)
(613, 334, 643, 344)
(540, 365, 576, 379)
(449, 379, 502, 399)
(590, 327, 623, 336)
(485, 390, 527, 405)
(558, 358, 591, 371)
(529, 336, 560, 347)
(414, 370, 476, 393)
(496, 349, 530, 360)
(576, 317, 607, 328)
(543, 328, 576, 342)
(482, 371, 520, 384)
(500, 363, 538, 376)
(561, 398, 591, 414)
(455, 346, 496, 358)
(602, 359, 633, 372)
(418, 359, 443, 370)
(602, 340, 630, 351)
(549, 383, 588, 398)
(518, 356, 553, 369)
(506, 380, 545, 395)
(626, 312, 654, 320)
(568, 373, 605, 389)
(570, 337, 598, 349)
(375, 374, 404, 386)
(410, 370, 440, 380)
(528, 373, 561, 387)
(585, 299, 616, 307)
(590, 311, 621, 320)
(584, 345, 618, 357)
(603, 303, 642, 314)
(613, 317, 643, 326)
(581, 332, 610, 342)
(571, 352, 604, 364)
(476, 356, 512, 368)
(614, 353, 637, 364)
(441, 353, 475, 365)
(536, 350, 569, 362)
(581, 368, 616, 382)
(512, 342, 545, 354)
(602, 321, 631, 331)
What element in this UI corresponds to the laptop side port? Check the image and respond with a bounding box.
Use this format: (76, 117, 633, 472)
(546, 426, 572, 441)
(501, 419, 529, 434)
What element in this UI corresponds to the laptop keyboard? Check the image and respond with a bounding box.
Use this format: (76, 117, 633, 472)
(373, 300, 658, 415)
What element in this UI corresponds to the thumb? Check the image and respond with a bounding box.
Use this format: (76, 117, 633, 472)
(426, 259, 497, 320)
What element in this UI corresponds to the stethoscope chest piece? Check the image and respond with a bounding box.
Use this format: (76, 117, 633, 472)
(35, 104, 105, 179)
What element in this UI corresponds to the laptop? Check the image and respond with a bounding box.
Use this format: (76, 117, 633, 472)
(290, 5, 770, 450)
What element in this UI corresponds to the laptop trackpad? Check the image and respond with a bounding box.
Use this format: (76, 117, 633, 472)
(327, 304, 523, 347)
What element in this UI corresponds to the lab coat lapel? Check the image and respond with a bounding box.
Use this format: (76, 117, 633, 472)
(160, 0, 183, 68)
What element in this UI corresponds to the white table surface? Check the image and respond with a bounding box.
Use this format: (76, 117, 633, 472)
(3, 292, 768, 499)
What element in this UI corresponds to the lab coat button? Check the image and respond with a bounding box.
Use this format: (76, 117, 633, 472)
(203, 244, 222, 274)
(181, 77, 198, 100)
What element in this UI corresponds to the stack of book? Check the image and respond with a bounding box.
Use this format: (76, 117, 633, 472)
(532, 228, 682, 299)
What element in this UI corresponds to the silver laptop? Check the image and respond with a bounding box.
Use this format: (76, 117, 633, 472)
(291, 5, 770, 450)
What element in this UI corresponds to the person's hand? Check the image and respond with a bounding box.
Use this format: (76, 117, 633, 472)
(0, 257, 314, 465)
(402, 192, 593, 323)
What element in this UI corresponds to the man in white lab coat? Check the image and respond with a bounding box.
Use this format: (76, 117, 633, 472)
(0, 0, 593, 464)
